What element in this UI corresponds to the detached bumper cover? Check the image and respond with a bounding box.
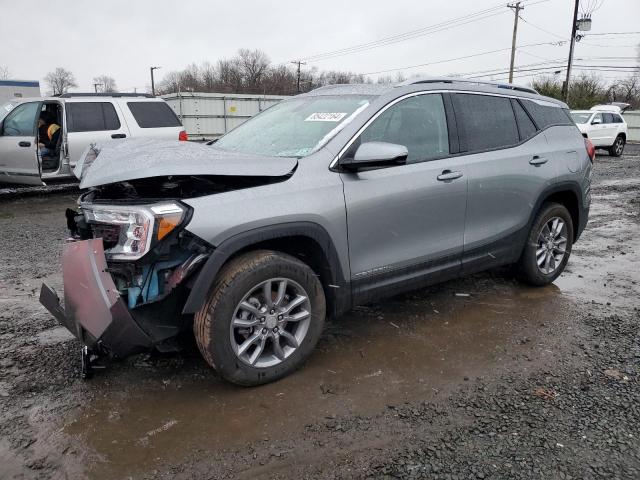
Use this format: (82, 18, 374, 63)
(39, 239, 152, 358)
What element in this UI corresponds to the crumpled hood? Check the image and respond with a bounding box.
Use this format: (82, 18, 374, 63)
(76, 138, 298, 189)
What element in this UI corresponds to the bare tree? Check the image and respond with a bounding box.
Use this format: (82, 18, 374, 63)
(608, 75, 640, 108)
(531, 76, 564, 99)
(92, 75, 118, 92)
(237, 49, 270, 93)
(45, 67, 78, 95)
(155, 48, 369, 95)
(0, 65, 10, 80)
(200, 62, 217, 91)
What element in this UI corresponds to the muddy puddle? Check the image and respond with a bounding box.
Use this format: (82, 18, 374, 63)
(64, 282, 568, 478)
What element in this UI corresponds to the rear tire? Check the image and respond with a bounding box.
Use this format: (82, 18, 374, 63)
(516, 203, 574, 286)
(194, 250, 326, 386)
(608, 135, 625, 157)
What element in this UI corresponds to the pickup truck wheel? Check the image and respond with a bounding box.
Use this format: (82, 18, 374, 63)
(608, 135, 625, 157)
(516, 203, 573, 286)
(194, 250, 326, 386)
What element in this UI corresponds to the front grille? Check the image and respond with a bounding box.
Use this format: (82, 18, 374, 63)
(90, 223, 121, 250)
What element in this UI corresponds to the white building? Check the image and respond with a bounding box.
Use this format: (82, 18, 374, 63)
(0, 80, 41, 102)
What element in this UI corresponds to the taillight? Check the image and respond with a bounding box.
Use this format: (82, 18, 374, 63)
(178, 130, 188, 141)
(584, 138, 595, 162)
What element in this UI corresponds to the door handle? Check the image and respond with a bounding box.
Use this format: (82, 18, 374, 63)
(437, 170, 463, 181)
(529, 156, 548, 166)
(18, 141, 31, 147)
(111, 133, 126, 139)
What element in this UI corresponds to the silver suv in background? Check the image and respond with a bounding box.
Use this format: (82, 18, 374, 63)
(41, 78, 593, 386)
(0, 93, 186, 185)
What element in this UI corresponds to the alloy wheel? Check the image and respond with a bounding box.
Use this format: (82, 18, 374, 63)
(615, 137, 624, 156)
(536, 217, 568, 275)
(230, 278, 311, 368)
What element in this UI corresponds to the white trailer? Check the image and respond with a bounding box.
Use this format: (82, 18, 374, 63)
(0, 80, 41, 102)
(162, 92, 287, 140)
(623, 111, 640, 143)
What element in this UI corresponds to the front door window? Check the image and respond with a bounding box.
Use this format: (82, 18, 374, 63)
(2, 102, 39, 136)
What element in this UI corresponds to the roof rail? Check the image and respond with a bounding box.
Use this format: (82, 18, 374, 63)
(57, 92, 154, 98)
(397, 77, 539, 95)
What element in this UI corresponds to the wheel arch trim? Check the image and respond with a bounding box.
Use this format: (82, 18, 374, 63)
(182, 221, 350, 316)
(531, 181, 586, 242)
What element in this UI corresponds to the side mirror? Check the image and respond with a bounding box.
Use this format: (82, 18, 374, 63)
(591, 118, 601, 125)
(340, 141, 408, 171)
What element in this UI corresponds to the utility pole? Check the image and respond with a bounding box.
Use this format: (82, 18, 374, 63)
(93, 83, 102, 93)
(507, 1, 523, 84)
(291, 60, 306, 93)
(150, 66, 161, 96)
(562, 0, 580, 102)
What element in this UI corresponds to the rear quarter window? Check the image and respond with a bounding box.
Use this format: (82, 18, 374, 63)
(512, 99, 538, 141)
(66, 102, 120, 132)
(521, 99, 573, 129)
(127, 102, 181, 128)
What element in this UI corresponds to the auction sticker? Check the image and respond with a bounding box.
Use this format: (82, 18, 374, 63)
(305, 112, 347, 122)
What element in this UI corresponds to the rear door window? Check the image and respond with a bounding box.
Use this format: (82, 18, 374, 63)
(127, 102, 181, 128)
(355, 93, 449, 164)
(602, 113, 614, 124)
(520, 100, 573, 129)
(67, 102, 121, 132)
(452, 93, 519, 152)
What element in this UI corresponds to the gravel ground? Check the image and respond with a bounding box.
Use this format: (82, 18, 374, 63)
(0, 145, 638, 479)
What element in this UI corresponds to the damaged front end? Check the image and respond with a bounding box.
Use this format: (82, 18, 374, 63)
(40, 193, 210, 365)
(40, 139, 297, 375)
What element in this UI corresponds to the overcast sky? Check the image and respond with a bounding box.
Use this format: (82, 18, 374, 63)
(1, 0, 638, 93)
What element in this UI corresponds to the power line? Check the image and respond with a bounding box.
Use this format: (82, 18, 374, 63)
(580, 0, 604, 16)
(492, 66, 637, 82)
(518, 15, 566, 40)
(302, 9, 508, 62)
(468, 64, 638, 80)
(582, 31, 640, 36)
(465, 57, 637, 76)
(357, 40, 567, 76)
(580, 42, 639, 48)
(300, 0, 552, 63)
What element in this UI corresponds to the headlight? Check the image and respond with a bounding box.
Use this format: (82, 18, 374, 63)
(82, 202, 187, 260)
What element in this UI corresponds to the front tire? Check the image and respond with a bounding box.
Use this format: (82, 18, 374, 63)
(516, 203, 574, 286)
(608, 135, 625, 157)
(194, 250, 326, 386)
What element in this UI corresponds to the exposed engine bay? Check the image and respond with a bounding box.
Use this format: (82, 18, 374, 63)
(80, 174, 291, 202)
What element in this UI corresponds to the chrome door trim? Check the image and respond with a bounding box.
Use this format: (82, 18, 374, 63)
(329, 89, 526, 171)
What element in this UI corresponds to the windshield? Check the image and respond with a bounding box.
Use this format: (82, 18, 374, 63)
(213, 95, 373, 157)
(570, 112, 592, 124)
(0, 100, 20, 122)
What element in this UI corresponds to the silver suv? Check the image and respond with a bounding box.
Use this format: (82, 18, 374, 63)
(41, 78, 593, 386)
